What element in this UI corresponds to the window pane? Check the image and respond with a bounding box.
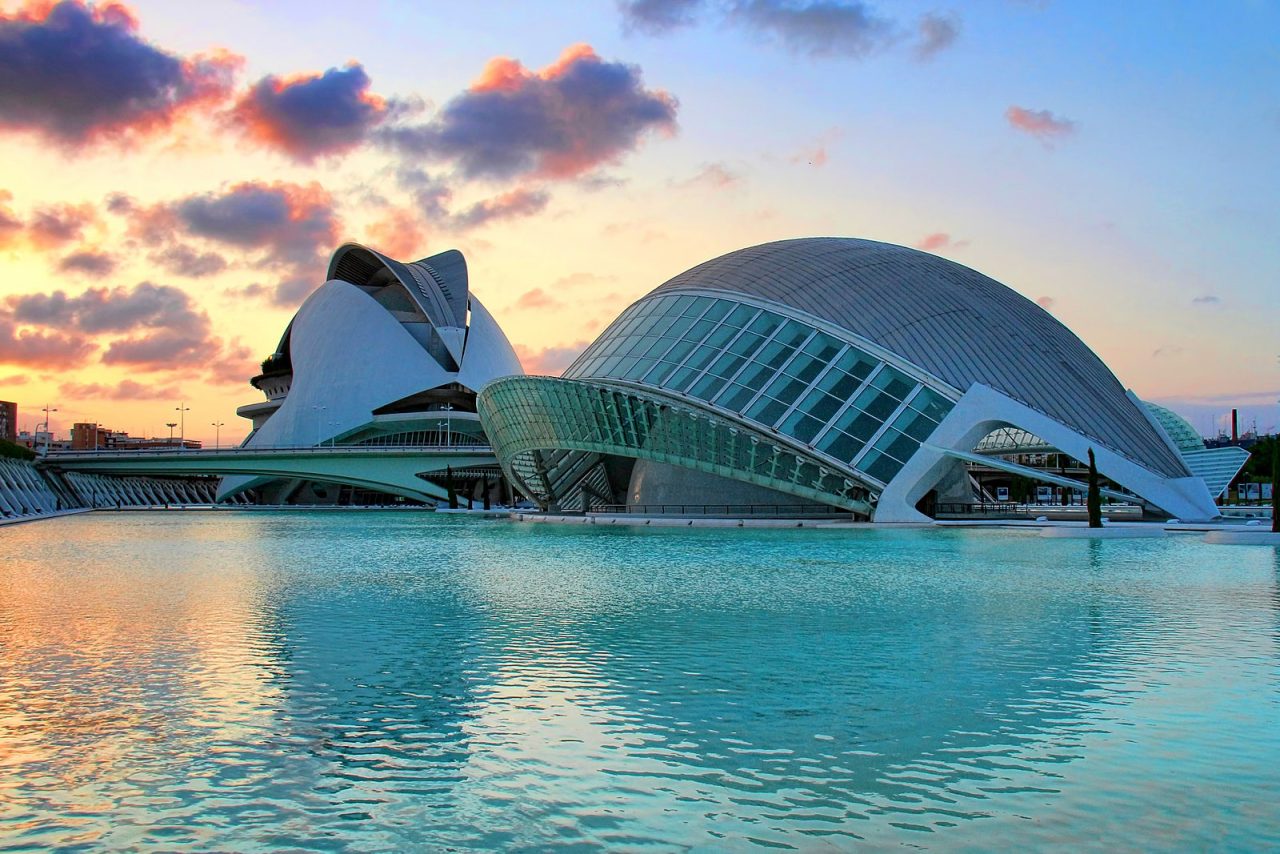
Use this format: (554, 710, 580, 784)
(689, 373, 725, 401)
(702, 300, 732, 322)
(803, 332, 843, 363)
(762, 375, 808, 406)
(707, 352, 746, 380)
(872, 368, 914, 401)
(818, 430, 865, 463)
(747, 311, 784, 337)
(717, 383, 756, 412)
(818, 370, 863, 401)
(621, 357, 654, 380)
(855, 386, 899, 421)
(728, 331, 766, 359)
(758, 340, 795, 371)
(724, 304, 758, 328)
(745, 396, 788, 426)
(643, 361, 676, 385)
(665, 365, 698, 391)
(787, 354, 825, 384)
(911, 388, 953, 422)
(776, 320, 811, 348)
(737, 361, 775, 391)
(704, 324, 737, 349)
(875, 428, 920, 462)
(782, 411, 824, 444)
(663, 339, 697, 365)
(670, 295, 696, 316)
(862, 450, 905, 483)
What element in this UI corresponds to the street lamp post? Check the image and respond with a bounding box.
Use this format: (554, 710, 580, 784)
(166, 422, 177, 444)
(175, 402, 190, 447)
(312, 405, 326, 447)
(40, 404, 58, 456)
(211, 421, 224, 449)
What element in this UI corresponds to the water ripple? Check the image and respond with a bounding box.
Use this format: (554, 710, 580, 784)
(1, 514, 1278, 850)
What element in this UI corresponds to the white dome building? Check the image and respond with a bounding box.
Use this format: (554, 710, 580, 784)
(478, 238, 1222, 521)
(221, 243, 522, 504)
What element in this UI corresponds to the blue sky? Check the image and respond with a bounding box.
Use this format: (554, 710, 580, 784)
(0, 0, 1276, 442)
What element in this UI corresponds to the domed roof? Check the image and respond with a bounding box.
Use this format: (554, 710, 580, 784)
(651, 237, 1188, 479)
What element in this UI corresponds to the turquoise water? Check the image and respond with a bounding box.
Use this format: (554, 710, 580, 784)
(1, 513, 1278, 851)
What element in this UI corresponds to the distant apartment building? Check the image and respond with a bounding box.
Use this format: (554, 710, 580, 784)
(0, 400, 15, 442)
(70, 422, 201, 450)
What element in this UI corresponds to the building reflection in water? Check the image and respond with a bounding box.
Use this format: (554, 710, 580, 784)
(1, 515, 1278, 849)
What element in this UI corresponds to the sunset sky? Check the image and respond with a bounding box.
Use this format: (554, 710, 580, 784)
(1, 0, 1276, 446)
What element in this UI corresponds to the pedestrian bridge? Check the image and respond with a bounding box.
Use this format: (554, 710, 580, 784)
(43, 445, 499, 504)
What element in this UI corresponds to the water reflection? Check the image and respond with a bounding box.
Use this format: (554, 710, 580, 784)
(1, 515, 1278, 850)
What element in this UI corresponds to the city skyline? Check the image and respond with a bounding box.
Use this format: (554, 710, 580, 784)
(1, 0, 1277, 446)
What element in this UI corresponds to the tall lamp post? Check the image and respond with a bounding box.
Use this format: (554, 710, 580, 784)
(40, 404, 58, 456)
(175, 402, 190, 448)
(210, 421, 224, 449)
(166, 422, 177, 444)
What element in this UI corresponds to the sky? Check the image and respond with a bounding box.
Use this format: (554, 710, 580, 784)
(0, 0, 1276, 446)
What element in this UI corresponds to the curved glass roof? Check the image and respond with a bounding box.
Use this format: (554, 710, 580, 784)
(647, 238, 1189, 480)
(1142, 401, 1205, 454)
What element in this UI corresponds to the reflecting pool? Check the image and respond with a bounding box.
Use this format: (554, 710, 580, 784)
(2, 512, 1278, 850)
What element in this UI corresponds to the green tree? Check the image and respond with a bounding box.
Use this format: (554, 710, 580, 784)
(1087, 448, 1102, 528)
(0, 439, 35, 461)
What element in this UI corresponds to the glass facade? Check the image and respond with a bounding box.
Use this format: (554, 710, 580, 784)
(565, 294, 956, 487)
(477, 377, 873, 514)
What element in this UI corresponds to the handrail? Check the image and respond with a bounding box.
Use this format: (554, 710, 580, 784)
(594, 503, 845, 517)
(44, 444, 494, 459)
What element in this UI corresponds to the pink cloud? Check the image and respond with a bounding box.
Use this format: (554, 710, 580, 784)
(1006, 105, 1077, 142)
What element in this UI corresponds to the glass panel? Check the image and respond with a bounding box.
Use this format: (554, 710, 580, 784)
(910, 387, 953, 422)
(804, 390, 843, 423)
(781, 411, 824, 444)
(747, 311, 784, 337)
(762, 375, 808, 406)
(685, 318, 716, 343)
(702, 300, 732, 322)
(665, 365, 698, 391)
(670, 295, 696, 316)
(688, 373, 726, 401)
(833, 347, 877, 381)
(685, 345, 719, 373)
(872, 368, 915, 401)
(817, 369, 863, 401)
(642, 337, 673, 358)
(727, 331, 765, 359)
(893, 407, 938, 442)
(854, 386, 898, 421)
(745, 396, 788, 426)
(802, 332, 843, 363)
(737, 361, 775, 391)
(875, 428, 920, 463)
(663, 339, 697, 365)
(717, 383, 756, 412)
(861, 450, 905, 484)
(703, 324, 737, 349)
(724, 304, 758, 328)
(818, 430, 865, 463)
(707, 352, 745, 379)
(660, 313, 696, 340)
(775, 320, 811, 348)
(786, 354, 825, 384)
(643, 361, 676, 385)
(757, 340, 795, 371)
(621, 357, 654, 380)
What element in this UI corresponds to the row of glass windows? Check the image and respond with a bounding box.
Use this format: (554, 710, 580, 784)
(567, 293, 956, 485)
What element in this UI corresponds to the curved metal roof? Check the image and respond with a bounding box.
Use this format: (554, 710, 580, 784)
(327, 243, 469, 329)
(650, 237, 1188, 479)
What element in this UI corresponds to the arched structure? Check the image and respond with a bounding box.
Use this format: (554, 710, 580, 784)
(222, 243, 522, 503)
(478, 238, 1221, 521)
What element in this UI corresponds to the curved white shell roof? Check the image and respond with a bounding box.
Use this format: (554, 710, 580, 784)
(651, 238, 1188, 479)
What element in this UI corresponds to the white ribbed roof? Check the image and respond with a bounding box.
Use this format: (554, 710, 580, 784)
(651, 238, 1188, 479)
